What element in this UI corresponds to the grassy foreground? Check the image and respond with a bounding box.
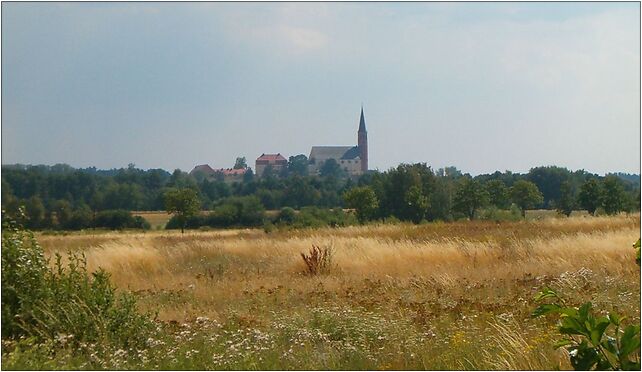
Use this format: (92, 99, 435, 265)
(4, 214, 640, 370)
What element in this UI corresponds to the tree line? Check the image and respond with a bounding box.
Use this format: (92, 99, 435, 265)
(1, 160, 639, 230)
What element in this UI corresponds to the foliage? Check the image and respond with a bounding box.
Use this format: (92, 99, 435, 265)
(485, 179, 510, 209)
(163, 188, 200, 233)
(300, 244, 334, 275)
(319, 159, 344, 178)
(233, 157, 247, 170)
(2, 163, 639, 230)
(404, 186, 429, 223)
(288, 154, 309, 176)
(578, 179, 602, 216)
(532, 288, 641, 370)
(452, 177, 489, 220)
(557, 180, 576, 217)
(343, 186, 379, 223)
(527, 166, 572, 208)
(1, 212, 154, 349)
(601, 176, 630, 215)
(371, 163, 435, 222)
(478, 205, 522, 222)
(93, 209, 150, 230)
(510, 180, 544, 217)
(277, 207, 297, 224)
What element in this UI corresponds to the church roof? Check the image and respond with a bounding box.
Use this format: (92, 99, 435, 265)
(310, 146, 360, 160)
(341, 146, 361, 160)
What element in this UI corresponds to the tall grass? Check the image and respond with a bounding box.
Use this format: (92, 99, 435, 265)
(7, 213, 638, 370)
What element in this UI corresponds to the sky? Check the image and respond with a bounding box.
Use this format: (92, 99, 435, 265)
(1, 2, 640, 175)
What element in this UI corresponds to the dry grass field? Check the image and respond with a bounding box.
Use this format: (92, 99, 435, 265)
(31, 214, 640, 370)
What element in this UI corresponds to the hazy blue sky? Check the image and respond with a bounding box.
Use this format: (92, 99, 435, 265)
(2, 2, 640, 175)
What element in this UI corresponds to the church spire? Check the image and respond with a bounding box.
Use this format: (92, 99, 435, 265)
(358, 106, 368, 172)
(359, 106, 366, 133)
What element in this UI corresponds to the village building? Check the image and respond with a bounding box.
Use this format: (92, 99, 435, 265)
(191, 107, 370, 181)
(255, 153, 288, 177)
(189, 164, 249, 184)
(308, 107, 368, 176)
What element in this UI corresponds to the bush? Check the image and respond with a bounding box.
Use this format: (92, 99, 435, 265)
(292, 207, 356, 229)
(65, 208, 93, 230)
(532, 288, 640, 370)
(1, 211, 154, 349)
(479, 205, 522, 222)
(277, 207, 297, 224)
(93, 210, 149, 230)
(166, 214, 205, 230)
(300, 244, 334, 275)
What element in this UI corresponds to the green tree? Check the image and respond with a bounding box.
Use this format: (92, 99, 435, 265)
(163, 188, 200, 233)
(51, 199, 72, 228)
(510, 180, 544, 218)
(404, 185, 429, 223)
(288, 154, 309, 176)
(526, 166, 571, 208)
(277, 207, 297, 224)
(601, 176, 629, 215)
(578, 179, 602, 216)
(556, 180, 576, 217)
(426, 176, 454, 221)
(234, 157, 247, 170)
(343, 186, 379, 223)
(243, 168, 255, 183)
(24, 196, 46, 229)
(485, 179, 510, 209)
(452, 178, 489, 220)
(319, 159, 344, 178)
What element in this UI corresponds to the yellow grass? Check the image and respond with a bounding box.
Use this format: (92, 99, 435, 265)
(38, 214, 640, 321)
(31, 213, 640, 369)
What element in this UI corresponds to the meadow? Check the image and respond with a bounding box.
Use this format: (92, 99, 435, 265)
(4, 213, 640, 370)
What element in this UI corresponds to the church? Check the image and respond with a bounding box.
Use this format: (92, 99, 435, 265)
(308, 107, 369, 176)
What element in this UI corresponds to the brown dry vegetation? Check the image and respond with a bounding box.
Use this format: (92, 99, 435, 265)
(35, 214, 640, 370)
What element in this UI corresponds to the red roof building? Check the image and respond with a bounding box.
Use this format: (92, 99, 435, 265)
(255, 153, 288, 177)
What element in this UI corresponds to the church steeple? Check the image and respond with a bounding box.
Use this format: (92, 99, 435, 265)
(358, 106, 368, 172)
(358, 106, 367, 133)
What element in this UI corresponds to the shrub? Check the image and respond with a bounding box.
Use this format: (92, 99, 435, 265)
(65, 208, 93, 230)
(479, 205, 522, 222)
(300, 244, 334, 275)
(277, 207, 297, 224)
(532, 288, 640, 370)
(93, 209, 149, 230)
(1, 211, 154, 349)
(166, 214, 205, 230)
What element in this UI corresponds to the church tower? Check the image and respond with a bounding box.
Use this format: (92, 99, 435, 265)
(358, 107, 368, 172)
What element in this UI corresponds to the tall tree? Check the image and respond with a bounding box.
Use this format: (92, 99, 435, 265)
(163, 188, 200, 233)
(404, 185, 429, 223)
(234, 157, 247, 170)
(601, 176, 629, 215)
(343, 186, 379, 223)
(510, 180, 544, 217)
(578, 179, 602, 216)
(556, 180, 575, 217)
(453, 178, 489, 220)
(288, 155, 309, 176)
(319, 159, 344, 178)
(485, 179, 510, 209)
